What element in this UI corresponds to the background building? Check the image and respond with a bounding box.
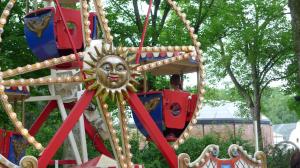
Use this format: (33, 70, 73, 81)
(191, 102, 273, 147)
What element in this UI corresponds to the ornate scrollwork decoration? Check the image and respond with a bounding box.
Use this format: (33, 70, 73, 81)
(255, 151, 267, 168)
(19, 156, 38, 168)
(178, 153, 191, 168)
(178, 144, 268, 168)
(178, 144, 219, 168)
(228, 144, 267, 167)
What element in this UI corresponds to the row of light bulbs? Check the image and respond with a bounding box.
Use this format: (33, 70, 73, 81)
(118, 101, 134, 167)
(135, 52, 195, 72)
(117, 45, 195, 53)
(165, 0, 206, 150)
(94, 0, 113, 43)
(81, 0, 92, 47)
(100, 101, 132, 168)
(0, 0, 15, 43)
(2, 53, 81, 79)
(1, 76, 83, 86)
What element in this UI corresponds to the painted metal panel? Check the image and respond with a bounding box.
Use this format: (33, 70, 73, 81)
(24, 8, 60, 61)
(132, 92, 164, 137)
(8, 134, 26, 165)
(163, 90, 189, 129)
(55, 7, 83, 50)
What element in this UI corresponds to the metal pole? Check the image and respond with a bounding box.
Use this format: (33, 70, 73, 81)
(254, 120, 259, 152)
(79, 115, 88, 162)
(57, 97, 83, 165)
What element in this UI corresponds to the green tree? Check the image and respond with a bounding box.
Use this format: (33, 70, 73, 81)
(203, 0, 294, 148)
(105, 0, 216, 46)
(131, 134, 254, 168)
(261, 88, 298, 124)
(288, 0, 300, 118)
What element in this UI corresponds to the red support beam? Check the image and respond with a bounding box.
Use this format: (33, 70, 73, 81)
(29, 100, 57, 136)
(38, 90, 95, 168)
(127, 92, 178, 168)
(84, 117, 113, 158)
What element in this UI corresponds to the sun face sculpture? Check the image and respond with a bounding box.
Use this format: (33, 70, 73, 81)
(84, 45, 139, 102)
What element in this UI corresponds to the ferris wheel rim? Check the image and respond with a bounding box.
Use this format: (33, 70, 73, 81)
(0, 0, 205, 167)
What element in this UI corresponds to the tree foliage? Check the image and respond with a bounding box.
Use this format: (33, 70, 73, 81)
(261, 88, 298, 124)
(131, 134, 254, 168)
(288, 0, 300, 119)
(202, 0, 294, 148)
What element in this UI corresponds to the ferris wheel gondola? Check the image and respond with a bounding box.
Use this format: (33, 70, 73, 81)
(131, 50, 199, 141)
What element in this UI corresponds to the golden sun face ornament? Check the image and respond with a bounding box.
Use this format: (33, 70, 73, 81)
(97, 55, 129, 89)
(84, 45, 139, 102)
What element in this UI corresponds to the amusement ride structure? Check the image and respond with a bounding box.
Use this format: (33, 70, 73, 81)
(0, 0, 268, 167)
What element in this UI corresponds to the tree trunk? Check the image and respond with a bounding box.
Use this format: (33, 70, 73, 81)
(256, 109, 263, 149)
(253, 82, 263, 149)
(133, 0, 143, 33)
(253, 99, 263, 150)
(250, 104, 263, 150)
(289, 0, 300, 87)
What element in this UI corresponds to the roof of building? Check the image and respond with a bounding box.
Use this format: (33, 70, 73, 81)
(273, 123, 297, 141)
(196, 102, 271, 125)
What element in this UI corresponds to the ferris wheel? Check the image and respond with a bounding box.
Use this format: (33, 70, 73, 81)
(0, 0, 267, 168)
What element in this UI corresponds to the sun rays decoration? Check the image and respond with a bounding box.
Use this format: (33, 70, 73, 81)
(84, 43, 140, 102)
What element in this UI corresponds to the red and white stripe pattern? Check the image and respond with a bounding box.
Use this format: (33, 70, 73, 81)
(4, 86, 30, 95)
(140, 51, 180, 59)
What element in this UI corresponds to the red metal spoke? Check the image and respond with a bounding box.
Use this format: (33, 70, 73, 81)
(38, 90, 95, 168)
(135, 0, 153, 64)
(126, 91, 178, 168)
(84, 117, 113, 158)
(29, 100, 57, 136)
